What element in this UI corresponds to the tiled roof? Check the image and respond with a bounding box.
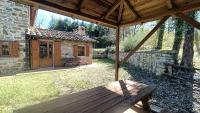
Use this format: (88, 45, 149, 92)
(26, 28, 95, 42)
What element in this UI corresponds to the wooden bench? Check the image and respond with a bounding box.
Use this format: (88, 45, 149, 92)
(14, 80, 155, 113)
(165, 63, 200, 75)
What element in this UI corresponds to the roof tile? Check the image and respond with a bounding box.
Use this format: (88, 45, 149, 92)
(26, 28, 95, 42)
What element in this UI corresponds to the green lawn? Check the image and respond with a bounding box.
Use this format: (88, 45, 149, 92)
(0, 59, 131, 113)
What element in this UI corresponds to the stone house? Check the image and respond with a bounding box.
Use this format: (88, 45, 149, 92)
(0, 0, 94, 74)
(26, 27, 95, 69)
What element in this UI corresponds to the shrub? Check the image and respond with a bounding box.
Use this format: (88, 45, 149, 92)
(121, 30, 146, 52)
(105, 46, 115, 53)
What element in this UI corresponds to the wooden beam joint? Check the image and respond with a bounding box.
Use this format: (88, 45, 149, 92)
(101, 0, 121, 19)
(124, 0, 140, 18)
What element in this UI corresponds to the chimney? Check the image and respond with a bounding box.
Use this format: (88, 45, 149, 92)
(76, 26, 86, 35)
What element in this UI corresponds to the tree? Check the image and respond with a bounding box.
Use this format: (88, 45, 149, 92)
(172, 18, 184, 64)
(48, 15, 56, 30)
(36, 16, 45, 28)
(180, 12, 197, 69)
(156, 23, 165, 49)
(194, 30, 200, 55)
(53, 18, 66, 31)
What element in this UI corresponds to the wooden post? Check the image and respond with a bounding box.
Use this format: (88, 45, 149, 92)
(30, 6, 38, 26)
(120, 16, 169, 65)
(115, 27, 120, 81)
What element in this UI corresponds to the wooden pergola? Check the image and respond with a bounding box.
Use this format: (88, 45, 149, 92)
(15, 0, 200, 81)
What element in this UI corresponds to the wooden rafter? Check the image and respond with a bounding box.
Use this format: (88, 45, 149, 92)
(121, 2, 200, 27)
(101, 0, 121, 19)
(118, 0, 124, 22)
(76, 0, 84, 12)
(120, 16, 169, 65)
(166, 0, 173, 9)
(30, 6, 38, 26)
(124, 0, 140, 18)
(175, 13, 200, 30)
(17, 0, 117, 28)
(15, 0, 200, 28)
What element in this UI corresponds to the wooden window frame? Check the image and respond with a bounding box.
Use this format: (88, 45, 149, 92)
(77, 46, 85, 56)
(1, 41, 10, 57)
(39, 41, 48, 59)
(0, 40, 19, 58)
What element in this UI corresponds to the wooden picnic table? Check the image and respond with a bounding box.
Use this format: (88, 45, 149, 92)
(15, 80, 155, 113)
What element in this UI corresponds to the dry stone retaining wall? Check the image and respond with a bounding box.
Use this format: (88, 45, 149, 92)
(108, 50, 176, 75)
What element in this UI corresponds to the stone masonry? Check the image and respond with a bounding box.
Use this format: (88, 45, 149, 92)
(108, 50, 176, 75)
(0, 0, 29, 75)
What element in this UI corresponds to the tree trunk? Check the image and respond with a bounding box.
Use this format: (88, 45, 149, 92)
(156, 23, 165, 49)
(194, 30, 200, 55)
(180, 12, 196, 69)
(172, 18, 184, 64)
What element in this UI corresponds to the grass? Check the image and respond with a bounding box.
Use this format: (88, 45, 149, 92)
(0, 58, 131, 113)
(0, 74, 59, 113)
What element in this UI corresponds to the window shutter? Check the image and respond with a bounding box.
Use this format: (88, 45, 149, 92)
(12, 41, 20, 57)
(0, 41, 2, 56)
(9, 41, 13, 57)
(73, 45, 78, 57)
(86, 45, 90, 56)
(54, 41, 61, 66)
(9, 41, 19, 57)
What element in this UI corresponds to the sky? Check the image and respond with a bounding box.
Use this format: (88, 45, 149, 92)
(36, 9, 90, 29)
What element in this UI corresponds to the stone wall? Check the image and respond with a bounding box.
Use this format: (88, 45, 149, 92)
(61, 41, 93, 66)
(108, 50, 176, 75)
(0, 0, 29, 75)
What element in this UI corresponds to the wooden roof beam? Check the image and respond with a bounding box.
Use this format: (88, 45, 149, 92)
(124, 0, 140, 18)
(175, 13, 200, 30)
(76, 0, 85, 12)
(120, 16, 169, 65)
(101, 0, 121, 19)
(118, 0, 124, 22)
(30, 6, 38, 27)
(16, 0, 118, 28)
(166, 0, 173, 9)
(120, 2, 200, 27)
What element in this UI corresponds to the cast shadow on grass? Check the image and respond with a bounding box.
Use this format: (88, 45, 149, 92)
(121, 63, 195, 113)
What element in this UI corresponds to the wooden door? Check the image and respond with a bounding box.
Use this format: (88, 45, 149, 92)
(39, 41, 53, 67)
(48, 42, 53, 66)
(54, 41, 61, 66)
(31, 40, 39, 69)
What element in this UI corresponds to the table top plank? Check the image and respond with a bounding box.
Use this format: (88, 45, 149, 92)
(14, 80, 155, 113)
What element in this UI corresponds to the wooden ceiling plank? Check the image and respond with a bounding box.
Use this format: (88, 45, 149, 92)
(120, 16, 169, 65)
(18, 0, 118, 28)
(118, 0, 124, 22)
(175, 13, 200, 30)
(124, 0, 140, 18)
(120, 2, 200, 27)
(167, 0, 173, 9)
(101, 0, 121, 19)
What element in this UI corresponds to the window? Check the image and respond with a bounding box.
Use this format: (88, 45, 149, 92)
(40, 42, 48, 58)
(49, 43, 53, 58)
(78, 46, 85, 56)
(0, 41, 19, 57)
(2, 42, 9, 56)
